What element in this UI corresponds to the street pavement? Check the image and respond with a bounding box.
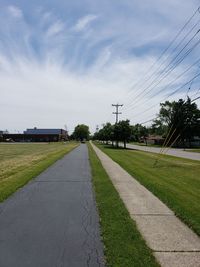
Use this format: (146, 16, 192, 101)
(124, 143, 200, 161)
(91, 142, 200, 267)
(0, 144, 105, 267)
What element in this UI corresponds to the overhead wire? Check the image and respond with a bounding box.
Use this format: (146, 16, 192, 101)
(127, 71, 200, 121)
(123, 6, 200, 166)
(122, 7, 200, 107)
(125, 31, 200, 112)
(125, 56, 200, 117)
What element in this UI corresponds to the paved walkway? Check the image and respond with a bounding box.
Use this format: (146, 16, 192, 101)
(91, 143, 200, 267)
(123, 143, 200, 161)
(0, 144, 105, 267)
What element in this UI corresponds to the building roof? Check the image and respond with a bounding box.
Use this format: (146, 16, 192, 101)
(23, 128, 65, 135)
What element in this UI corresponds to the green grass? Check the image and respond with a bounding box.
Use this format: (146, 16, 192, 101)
(0, 142, 78, 202)
(185, 148, 200, 153)
(95, 143, 200, 236)
(88, 143, 159, 267)
(129, 142, 162, 147)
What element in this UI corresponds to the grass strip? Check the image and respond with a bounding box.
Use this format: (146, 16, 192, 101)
(88, 143, 159, 267)
(185, 149, 200, 153)
(95, 142, 200, 236)
(0, 143, 78, 202)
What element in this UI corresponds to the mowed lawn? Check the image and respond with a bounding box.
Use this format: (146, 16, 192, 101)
(0, 142, 78, 202)
(186, 149, 200, 153)
(96, 143, 200, 236)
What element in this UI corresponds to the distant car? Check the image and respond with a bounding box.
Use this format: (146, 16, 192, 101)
(81, 140, 86, 143)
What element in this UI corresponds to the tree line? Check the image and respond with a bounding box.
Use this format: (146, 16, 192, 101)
(71, 98, 200, 148)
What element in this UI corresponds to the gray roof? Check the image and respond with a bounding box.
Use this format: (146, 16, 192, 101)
(24, 129, 64, 135)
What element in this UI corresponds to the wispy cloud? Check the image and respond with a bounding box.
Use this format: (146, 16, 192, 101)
(73, 14, 98, 32)
(7, 5, 23, 18)
(46, 21, 65, 37)
(0, 0, 199, 133)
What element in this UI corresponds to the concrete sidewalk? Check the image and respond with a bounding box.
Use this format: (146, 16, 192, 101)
(124, 143, 200, 161)
(91, 142, 200, 267)
(0, 144, 105, 267)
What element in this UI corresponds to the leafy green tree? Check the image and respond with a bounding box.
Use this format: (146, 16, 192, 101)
(155, 98, 200, 146)
(102, 123, 114, 144)
(131, 124, 149, 143)
(149, 119, 168, 136)
(73, 124, 90, 141)
(93, 123, 114, 145)
(114, 120, 132, 148)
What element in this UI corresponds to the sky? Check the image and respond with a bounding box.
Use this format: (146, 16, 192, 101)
(0, 0, 200, 134)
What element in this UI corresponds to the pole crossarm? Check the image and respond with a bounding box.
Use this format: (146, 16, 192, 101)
(112, 104, 123, 123)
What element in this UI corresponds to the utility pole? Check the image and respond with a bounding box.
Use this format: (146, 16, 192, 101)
(112, 103, 123, 148)
(112, 104, 123, 123)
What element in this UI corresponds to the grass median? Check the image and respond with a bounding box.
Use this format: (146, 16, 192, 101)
(185, 148, 200, 153)
(95, 142, 200, 236)
(0, 142, 78, 202)
(88, 143, 159, 267)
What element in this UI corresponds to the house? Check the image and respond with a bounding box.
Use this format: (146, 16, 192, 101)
(146, 135, 165, 145)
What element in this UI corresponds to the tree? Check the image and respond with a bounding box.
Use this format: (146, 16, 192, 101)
(93, 123, 114, 145)
(131, 124, 149, 143)
(102, 123, 114, 144)
(114, 120, 132, 148)
(155, 98, 200, 147)
(73, 124, 90, 141)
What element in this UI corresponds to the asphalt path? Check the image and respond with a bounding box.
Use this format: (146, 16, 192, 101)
(124, 143, 200, 161)
(0, 144, 105, 267)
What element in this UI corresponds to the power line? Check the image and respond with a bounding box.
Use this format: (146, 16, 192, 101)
(125, 30, 200, 111)
(124, 58, 200, 118)
(128, 71, 200, 120)
(140, 118, 155, 125)
(128, 56, 200, 112)
(192, 95, 200, 102)
(122, 6, 200, 105)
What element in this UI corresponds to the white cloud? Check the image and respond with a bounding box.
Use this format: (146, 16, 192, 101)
(46, 21, 65, 37)
(73, 14, 98, 32)
(7, 5, 23, 18)
(0, 50, 195, 133)
(1, 1, 199, 133)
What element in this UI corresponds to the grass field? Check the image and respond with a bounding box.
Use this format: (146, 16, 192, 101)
(130, 142, 162, 147)
(185, 149, 200, 153)
(95, 143, 200, 236)
(88, 143, 159, 267)
(0, 142, 78, 202)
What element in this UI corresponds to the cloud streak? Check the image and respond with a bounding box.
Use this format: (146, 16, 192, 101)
(46, 21, 65, 37)
(7, 5, 23, 18)
(73, 14, 98, 32)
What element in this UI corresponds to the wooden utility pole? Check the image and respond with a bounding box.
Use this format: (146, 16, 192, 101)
(112, 103, 123, 148)
(112, 104, 123, 123)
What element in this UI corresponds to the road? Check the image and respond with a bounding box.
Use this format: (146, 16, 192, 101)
(0, 144, 105, 267)
(124, 143, 200, 161)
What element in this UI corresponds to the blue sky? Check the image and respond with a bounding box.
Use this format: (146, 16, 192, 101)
(0, 0, 200, 133)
